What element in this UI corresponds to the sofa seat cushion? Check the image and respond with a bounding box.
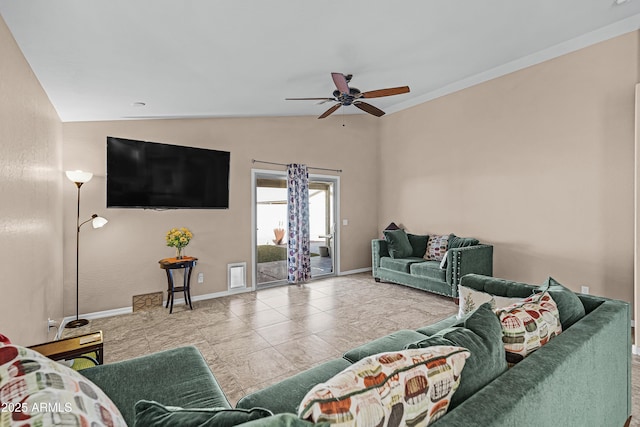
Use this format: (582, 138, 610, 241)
(81, 346, 228, 425)
(236, 358, 352, 415)
(299, 347, 470, 425)
(407, 303, 508, 409)
(343, 329, 428, 363)
(410, 261, 446, 281)
(134, 400, 272, 427)
(379, 256, 425, 273)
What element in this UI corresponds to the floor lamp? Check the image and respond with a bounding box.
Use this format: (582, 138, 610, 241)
(65, 170, 108, 329)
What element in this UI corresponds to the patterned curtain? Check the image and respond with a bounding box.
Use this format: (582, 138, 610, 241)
(287, 164, 311, 284)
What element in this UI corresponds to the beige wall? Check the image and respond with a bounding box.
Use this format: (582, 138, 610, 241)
(3, 10, 637, 336)
(379, 31, 639, 303)
(0, 16, 63, 345)
(62, 116, 379, 315)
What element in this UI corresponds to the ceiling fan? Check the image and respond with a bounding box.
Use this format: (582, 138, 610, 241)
(286, 73, 410, 119)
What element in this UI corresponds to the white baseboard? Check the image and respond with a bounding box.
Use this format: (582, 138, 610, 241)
(164, 287, 253, 307)
(62, 306, 132, 327)
(61, 288, 255, 326)
(62, 272, 377, 325)
(339, 267, 372, 276)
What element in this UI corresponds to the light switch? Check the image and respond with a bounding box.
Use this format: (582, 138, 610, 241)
(342, 219, 348, 226)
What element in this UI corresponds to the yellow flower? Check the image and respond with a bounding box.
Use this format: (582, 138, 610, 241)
(165, 227, 193, 248)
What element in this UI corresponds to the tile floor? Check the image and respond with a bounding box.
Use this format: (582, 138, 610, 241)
(75, 273, 640, 423)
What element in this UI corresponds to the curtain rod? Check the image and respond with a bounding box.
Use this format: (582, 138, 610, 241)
(252, 159, 342, 173)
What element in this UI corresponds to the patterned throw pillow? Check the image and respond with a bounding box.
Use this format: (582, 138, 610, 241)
(495, 292, 562, 366)
(0, 344, 126, 426)
(298, 346, 470, 426)
(457, 286, 523, 319)
(424, 235, 449, 261)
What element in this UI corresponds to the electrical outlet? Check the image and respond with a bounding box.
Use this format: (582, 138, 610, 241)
(581, 286, 589, 295)
(198, 272, 204, 283)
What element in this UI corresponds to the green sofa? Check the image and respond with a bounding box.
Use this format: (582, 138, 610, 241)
(80, 274, 631, 427)
(372, 235, 494, 298)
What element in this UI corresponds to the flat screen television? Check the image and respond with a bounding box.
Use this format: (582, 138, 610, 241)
(106, 136, 230, 209)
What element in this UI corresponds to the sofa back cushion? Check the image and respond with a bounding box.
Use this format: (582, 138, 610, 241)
(383, 229, 413, 258)
(236, 358, 352, 415)
(134, 400, 272, 427)
(343, 330, 428, 363)
(543, 277, 585, 329)
(448, 234, 480, 249)
(407, 303, 507, 408)
(459, 274, 536, 298)
(460, 274, 586, 330)
(407, 233, 429, 258)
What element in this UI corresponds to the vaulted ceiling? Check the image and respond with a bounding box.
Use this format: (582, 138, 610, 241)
(1, 1, 639, 122)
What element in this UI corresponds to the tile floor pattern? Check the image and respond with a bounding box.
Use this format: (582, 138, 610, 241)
(79, 273, 640, 424)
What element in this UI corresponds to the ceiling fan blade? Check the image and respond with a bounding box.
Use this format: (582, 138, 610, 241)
(361, 86, 410, 98)
(331, 72, 350, 94)
(354, 101, 385, 117)
(285, 97, 335, 101)
(318, 103, 341, 119)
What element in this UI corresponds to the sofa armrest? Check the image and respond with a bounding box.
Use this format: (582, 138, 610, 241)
(446, 245, 493, 296)
(371, 239, 389, 276)
(81, 346, 230, 425)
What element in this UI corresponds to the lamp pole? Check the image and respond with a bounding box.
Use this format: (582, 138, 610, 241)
(67, 181, 89, 328)
(64, 170, 107, 329)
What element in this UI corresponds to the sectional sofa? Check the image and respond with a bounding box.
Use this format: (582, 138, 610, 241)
(1, 275, 630, 426)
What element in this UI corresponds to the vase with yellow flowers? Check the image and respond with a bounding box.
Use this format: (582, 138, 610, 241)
(166, 227, 193, 259)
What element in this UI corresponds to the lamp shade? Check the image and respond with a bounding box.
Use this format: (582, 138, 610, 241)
(65, 170, 93, 183)
(91, 216, 108, 229)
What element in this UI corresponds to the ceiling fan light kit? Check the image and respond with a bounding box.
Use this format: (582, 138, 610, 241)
(286, 73, 410, 119)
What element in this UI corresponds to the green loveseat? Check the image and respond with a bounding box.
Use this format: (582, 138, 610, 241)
(80, 275, 631, 427)
(372, 233, 494, 299)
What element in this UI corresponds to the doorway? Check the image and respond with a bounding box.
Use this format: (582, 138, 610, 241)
(252, 169, 339, 288)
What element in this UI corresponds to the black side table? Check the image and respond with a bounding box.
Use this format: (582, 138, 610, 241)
(159, 256, 198, 314)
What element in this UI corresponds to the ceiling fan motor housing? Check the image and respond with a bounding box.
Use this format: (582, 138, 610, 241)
(333, 87, 361, 105)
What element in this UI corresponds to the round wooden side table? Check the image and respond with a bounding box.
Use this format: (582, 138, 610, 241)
(158, 256, 198, 314)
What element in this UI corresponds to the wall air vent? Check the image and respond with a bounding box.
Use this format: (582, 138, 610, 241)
(228, 262, 247, 290)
